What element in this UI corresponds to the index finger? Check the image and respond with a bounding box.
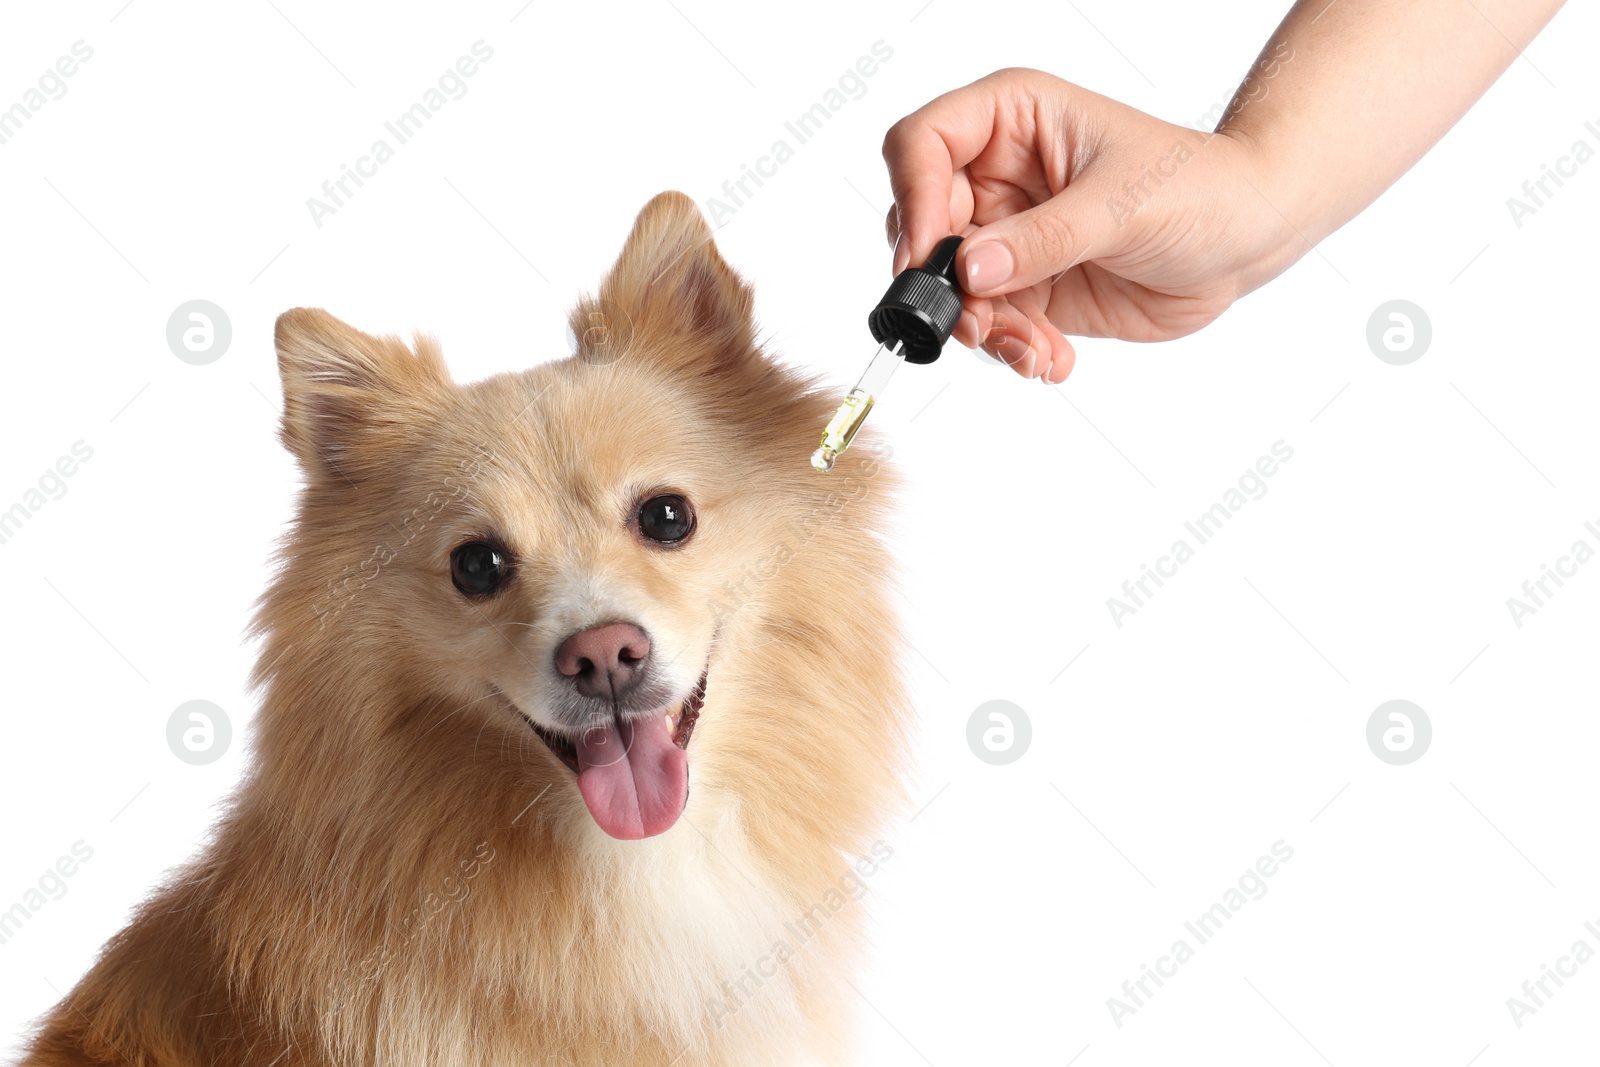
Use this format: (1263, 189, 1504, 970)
(881, 73, 1012, 272)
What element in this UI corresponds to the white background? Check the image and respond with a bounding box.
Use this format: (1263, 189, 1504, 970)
(2, 1, 1597, 1063)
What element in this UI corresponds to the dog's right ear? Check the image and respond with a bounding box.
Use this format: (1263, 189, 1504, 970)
(274, 308, 450, 483)
(572, 191, 756, 377)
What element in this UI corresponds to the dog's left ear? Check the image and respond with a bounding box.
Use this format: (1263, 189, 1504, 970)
(275, 307, 451, 483)
(571, 191, 755, 373)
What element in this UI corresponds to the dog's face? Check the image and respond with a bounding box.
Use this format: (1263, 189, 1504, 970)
(271, 192, 890, 844)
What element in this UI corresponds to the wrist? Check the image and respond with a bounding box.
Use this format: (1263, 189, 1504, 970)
(1209, 125, 1323, 296)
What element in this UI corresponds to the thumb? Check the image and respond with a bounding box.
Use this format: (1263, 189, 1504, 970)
(956, 182, 1124, 297)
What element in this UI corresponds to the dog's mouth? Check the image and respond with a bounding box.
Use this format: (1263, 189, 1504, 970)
(525, 670, 706, 774)
(516, 668, 707, 841)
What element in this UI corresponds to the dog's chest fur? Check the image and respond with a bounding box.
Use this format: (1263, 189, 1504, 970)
(344, 807, 853, 1067)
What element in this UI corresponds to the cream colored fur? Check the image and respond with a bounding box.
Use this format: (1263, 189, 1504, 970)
(23, 191, 911, 1067)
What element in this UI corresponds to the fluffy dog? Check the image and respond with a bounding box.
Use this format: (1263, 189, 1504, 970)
(24, 192, 911, 1066)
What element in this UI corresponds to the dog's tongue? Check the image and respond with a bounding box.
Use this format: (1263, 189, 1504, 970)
(573, 714, 688, 840)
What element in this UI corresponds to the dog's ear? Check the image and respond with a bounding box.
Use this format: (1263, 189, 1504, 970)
(274, 307, 450, 482)
(571, 191, 755, 373)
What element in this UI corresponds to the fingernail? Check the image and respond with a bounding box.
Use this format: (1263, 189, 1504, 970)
(965, 241, 1014, 292)
(997, 333, 1036, 377)
(891, 231, 910, 276)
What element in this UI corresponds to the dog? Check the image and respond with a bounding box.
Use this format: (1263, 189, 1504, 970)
(23, 192, 912, 1066)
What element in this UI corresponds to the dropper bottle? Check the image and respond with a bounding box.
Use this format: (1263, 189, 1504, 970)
(811, 235, 965, 472)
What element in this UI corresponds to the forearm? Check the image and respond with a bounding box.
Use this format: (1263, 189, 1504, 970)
(1218, 0, 1565, 276)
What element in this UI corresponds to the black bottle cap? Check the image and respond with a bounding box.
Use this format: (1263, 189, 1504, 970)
(867, 235, 964, 365)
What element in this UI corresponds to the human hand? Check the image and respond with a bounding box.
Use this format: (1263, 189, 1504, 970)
(882, 67, 1296, 383)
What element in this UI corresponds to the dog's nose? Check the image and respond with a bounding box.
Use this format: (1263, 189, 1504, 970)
(555, 622, 651, 701)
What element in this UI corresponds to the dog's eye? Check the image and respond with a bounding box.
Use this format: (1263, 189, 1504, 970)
(636, 494, 695, 545)
(450, 541, 509, 596)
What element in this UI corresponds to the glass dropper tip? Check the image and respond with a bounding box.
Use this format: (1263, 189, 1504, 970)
(809, 340, 904, 474)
